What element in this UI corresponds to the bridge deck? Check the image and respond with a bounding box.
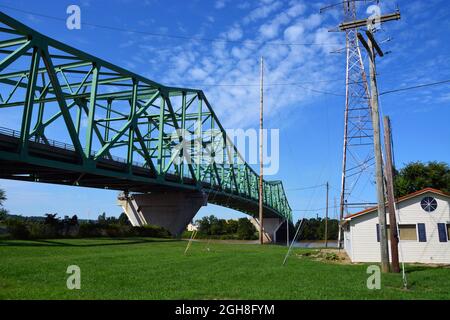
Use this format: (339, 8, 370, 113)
(0, 127, 281, 218)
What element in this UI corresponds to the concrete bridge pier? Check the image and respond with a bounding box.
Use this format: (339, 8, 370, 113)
(250, 217, 286, 243)
(118, 191, 207, 237)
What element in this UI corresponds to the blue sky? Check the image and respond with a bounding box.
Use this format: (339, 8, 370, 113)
(0, 0, 449, 222)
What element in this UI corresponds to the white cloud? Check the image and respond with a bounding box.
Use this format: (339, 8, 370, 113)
(286, 3, 306, 17)
(227, 25, 243, 41)
(284, 24, 304, 42)
(190, 67, 208, 80)
(215, 0, 229, 9)
(124, 1, 344, 129)
(258, 11, 290, 39)
(243, 1, 282, 24)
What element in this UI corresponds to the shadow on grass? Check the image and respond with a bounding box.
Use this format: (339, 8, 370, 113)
(0, 237, 178, 247)
(405, 265, 430, 274)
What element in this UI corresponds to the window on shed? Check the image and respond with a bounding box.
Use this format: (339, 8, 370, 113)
(399, 225, 417, 241)
(417, 223, 427, 242)
(448, 224, 450, 241)
(438, 223, 448, 242)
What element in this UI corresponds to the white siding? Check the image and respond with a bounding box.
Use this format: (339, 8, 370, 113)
(347, 191, 450, 264)
(343, 225, 353, 260)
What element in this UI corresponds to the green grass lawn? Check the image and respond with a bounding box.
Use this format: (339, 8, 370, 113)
(0, 237, 449, 299)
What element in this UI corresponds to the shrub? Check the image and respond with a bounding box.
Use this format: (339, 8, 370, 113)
(181, 230, 194, 238)
(28, 222, 58, 239)
(132, 225, 171, 238)
(5, 219, 30, 239)
(78, 222, 102, 237)
(104, 224, 132, 237)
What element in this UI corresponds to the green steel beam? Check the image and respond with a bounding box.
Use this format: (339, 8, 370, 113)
(0, 12, 292, 221)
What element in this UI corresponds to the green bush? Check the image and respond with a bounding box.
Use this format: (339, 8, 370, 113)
(78, 223, 102, 237)
(132, 225, 171, 238)
(181, 230, 194, 238)
(104, 224, 132, 237)
(3, 214, 171, 240)
(5, 219, 30, 240)
(28, 222, 58, 239)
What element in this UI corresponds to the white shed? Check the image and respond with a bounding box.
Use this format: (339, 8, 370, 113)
(343, 188, 450, 264)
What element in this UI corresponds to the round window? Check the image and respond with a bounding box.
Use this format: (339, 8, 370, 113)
(420, 196, 437, 212)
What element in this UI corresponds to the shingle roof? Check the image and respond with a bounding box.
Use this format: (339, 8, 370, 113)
(344, 188, 450, 220)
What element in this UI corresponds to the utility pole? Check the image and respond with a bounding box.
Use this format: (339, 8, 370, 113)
(325, 182, 329, 248)
(259, 56, 264, 245)
(286, 218, 289, 247)
(366, 31, 389, 272)
(357, 30, 389, 273)
(383, 116, 400, 273)
(339, 8, 401, 274)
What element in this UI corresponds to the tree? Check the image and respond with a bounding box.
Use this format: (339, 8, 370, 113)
(97, 212, 107, 224)
(0, 188, 6, 207)
(294, 218, 339, 241)
(394, 161, 450, 197)
(44, 213, 60, 226)
(0, 188, 7, 221)
(118, 213, 131, 225)
(210, 217, 226, 235)
(225, 219, 239, 234)
(69, 215, 79, 226)
(197, 216, 211, 235)
(237, 218, 257, 240)
(0, 208, 7, 221)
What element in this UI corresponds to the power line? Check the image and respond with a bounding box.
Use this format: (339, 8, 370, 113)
(297, 84, 346, 97)
(0, 5, 343, 48)
(169, 78, 349, 87)
(287, 183, 327, 191)
(293, 205, 339, 212)
(379, 79, 450, 96)
(2, 65, 350, 88)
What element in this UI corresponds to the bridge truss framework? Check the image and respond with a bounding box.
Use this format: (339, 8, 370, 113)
(0, 12, 292, 221)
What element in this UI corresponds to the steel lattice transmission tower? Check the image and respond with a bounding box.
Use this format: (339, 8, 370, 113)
(338, 0, 375, 243)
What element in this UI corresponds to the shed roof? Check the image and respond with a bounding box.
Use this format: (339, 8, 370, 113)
(344, 188, 450, 220)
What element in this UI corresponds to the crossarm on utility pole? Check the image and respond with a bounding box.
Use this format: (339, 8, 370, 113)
(339, 12, 401, 31)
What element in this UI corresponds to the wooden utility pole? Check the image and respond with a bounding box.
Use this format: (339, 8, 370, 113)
(286, 218, 289, 247)
(325, 182, 329, 248)
(259, 56, 264, 245)
(358, 30, 390, 273)
(383, 116, 400, 273)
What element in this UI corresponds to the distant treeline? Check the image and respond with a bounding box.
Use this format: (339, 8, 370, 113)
(185, 216, 339, 241)
(294, 218, 339, 241)
(0, 212, 171, 240)
(184, 215, 258, 240)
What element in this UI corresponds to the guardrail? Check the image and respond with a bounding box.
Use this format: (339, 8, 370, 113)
(0, 126, 144, 166)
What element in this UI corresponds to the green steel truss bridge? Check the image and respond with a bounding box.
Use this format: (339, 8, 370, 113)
(0, 12, 292, 224)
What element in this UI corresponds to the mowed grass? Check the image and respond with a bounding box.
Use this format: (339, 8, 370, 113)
(0, 238, 449, 299)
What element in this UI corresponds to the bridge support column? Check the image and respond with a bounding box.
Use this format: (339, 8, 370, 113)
(118, 191, 207, 237)
(250, 217, 284, 243)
